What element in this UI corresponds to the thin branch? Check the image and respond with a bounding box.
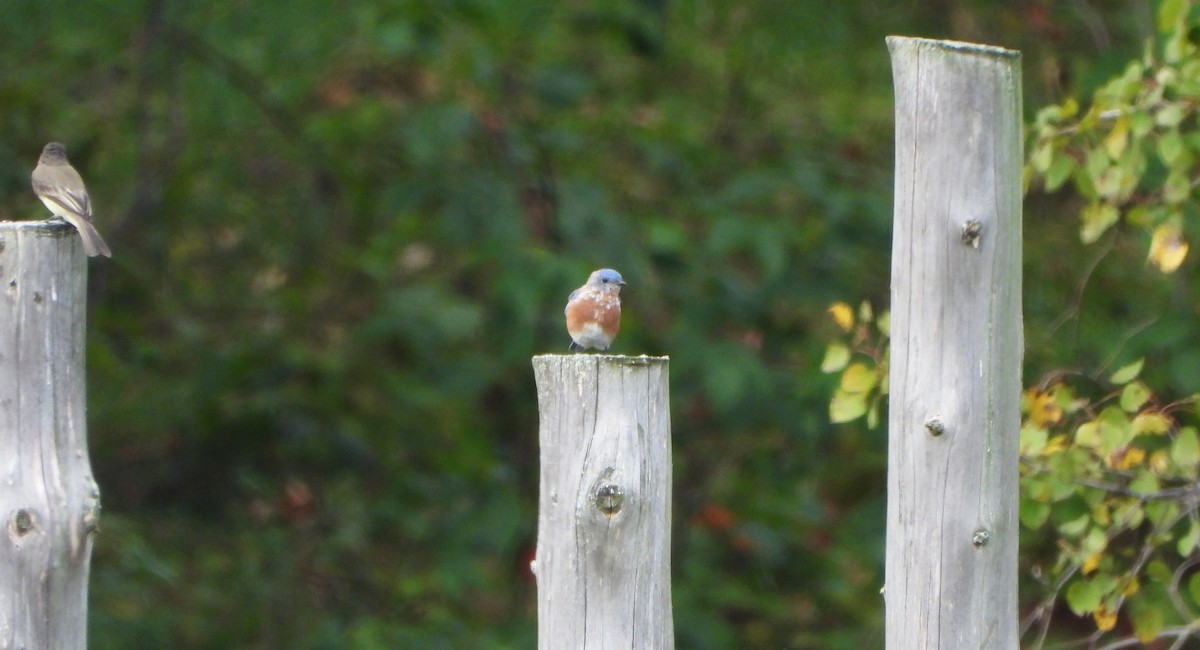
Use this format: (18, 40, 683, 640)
(1022, 563, 1082, 649)
(1094, 621, 1200, 650)
(1044, 629, 1103, 649)
(1020, 597, 1056, 650)
(1161, 394, 1200, 414)
(1167, 552, 1200, 621)
(1076, 478, 1200, 502)
(1093, 314, 1159, 380)
(1045, 230, 1115, 341)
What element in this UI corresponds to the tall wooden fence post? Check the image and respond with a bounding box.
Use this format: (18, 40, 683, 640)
(0, 221, 102, 649)
(885, 37, 1023, 648)
(531, 354, 673, 650)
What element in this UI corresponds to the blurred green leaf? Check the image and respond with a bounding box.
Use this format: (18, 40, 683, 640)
(1158, 128, 1185, 164)
(1110, 358, 1145, 385)
(830, 390, 867, 424)
(1155, 101, 1187, 128)
(1081, 202, 1120, 243)
(1020, 497, 1051, 530)
(1171, 427, 1200, 470)
(1020, 424, 1048, 456)
(1045, 152, 1075, 191)
(1132, 606, 1161, 647)
(1159, 0, 1188, 32)
(1120, 381, 1151, 412)
(821, 343, 851, 373)
(1177, 519, 1200, 556)
(1066, 579, 1103, 615)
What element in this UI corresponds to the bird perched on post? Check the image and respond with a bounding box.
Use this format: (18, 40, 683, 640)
(31, 142, 112, 258)
(564, 268, 626, 352)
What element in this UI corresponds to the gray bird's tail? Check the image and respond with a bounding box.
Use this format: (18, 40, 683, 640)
(62, 213, 111, 258)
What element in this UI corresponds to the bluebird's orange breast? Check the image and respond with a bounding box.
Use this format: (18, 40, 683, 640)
(565, 288, 622, 351)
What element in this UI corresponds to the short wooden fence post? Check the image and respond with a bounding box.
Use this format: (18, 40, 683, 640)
(531, 354, 673, 650)
(0, 221, 102, 650)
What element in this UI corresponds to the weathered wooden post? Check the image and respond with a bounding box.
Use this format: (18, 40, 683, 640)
(0, 221, 102, 650)
(885, 37, 1023, 648)
(531, 354, 673, 650)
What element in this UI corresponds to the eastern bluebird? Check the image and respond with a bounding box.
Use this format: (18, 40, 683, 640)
(564, 268, 626, 352)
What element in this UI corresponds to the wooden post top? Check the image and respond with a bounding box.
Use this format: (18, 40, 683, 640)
(533, 353, 669, 365)
(887, 35, 1020, 59)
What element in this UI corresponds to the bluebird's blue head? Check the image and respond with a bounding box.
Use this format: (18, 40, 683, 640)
(588, 268, 626, 288)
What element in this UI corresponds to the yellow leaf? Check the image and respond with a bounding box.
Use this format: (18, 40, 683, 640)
(1149, 222, 1189, 273)
(1150, 449, 1170, 473)
(840, 363, 879, 394)
(1104, 113, 1130, 159)
(1043, 434, 1069, 456)
(1122, 576, 1140, 597)
(1082, 552, 1103, 575)
(828, 302, 854, 331)
(829, 390, 867, 423)
(1112, 446, 1146, 470)
(1132, 412, 1171, 436)
(1027, 390, 1063, 427)
(1094, 603, 1118, 632)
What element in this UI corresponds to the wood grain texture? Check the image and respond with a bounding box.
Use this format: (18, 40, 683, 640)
(885, 37, 1023, 649)
(532, 354, 673, 650)
(0, 221, 101, 650)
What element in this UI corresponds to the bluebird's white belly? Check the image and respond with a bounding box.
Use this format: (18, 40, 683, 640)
(573, 323, 613, 350)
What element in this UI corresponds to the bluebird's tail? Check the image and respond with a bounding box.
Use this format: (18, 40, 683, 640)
(569, 341, 582, 352)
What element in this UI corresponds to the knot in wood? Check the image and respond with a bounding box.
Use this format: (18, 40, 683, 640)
(972, 528, 990, 548)
(924, 417, 945, 437)
(961, 219, 983, 248)
(12, 509, 34, 536)
(594, 483, 624, 516)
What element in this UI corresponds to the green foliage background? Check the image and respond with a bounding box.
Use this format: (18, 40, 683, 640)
(0, 0, 1173, 647)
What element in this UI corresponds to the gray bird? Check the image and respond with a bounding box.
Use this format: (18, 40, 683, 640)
(31, 142, 112, 258)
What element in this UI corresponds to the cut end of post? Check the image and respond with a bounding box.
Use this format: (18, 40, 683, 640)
(886, 35, 1020, 60)
(0, 219, 78, 236)
(533, 354, 669, 367)
(0, 219, 87, 258)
